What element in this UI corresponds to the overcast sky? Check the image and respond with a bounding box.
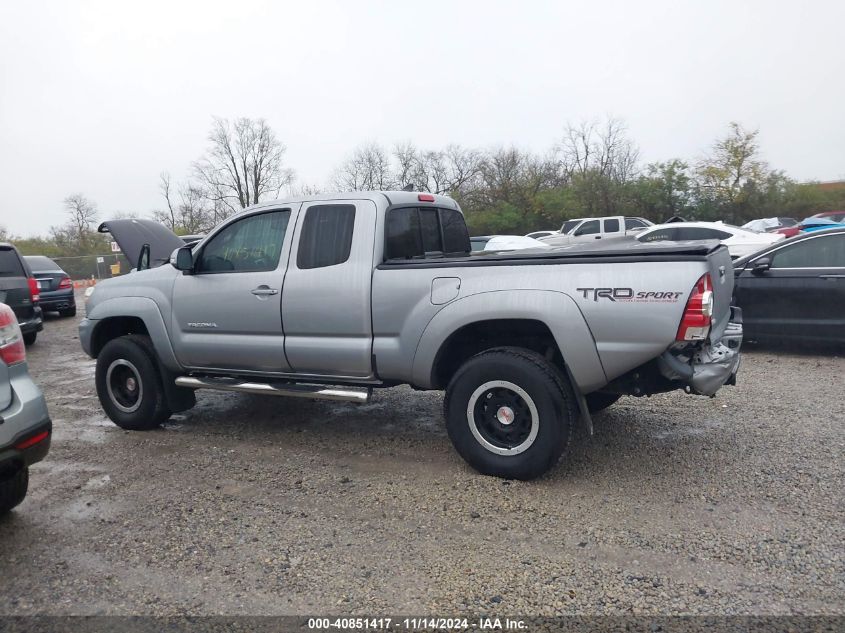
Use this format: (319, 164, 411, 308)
(1, 0, 843, 236)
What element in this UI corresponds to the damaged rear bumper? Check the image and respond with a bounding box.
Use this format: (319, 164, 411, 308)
(659, 308, 743, 396)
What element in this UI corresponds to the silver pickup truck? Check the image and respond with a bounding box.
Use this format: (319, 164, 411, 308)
(80, 191, 742, 479)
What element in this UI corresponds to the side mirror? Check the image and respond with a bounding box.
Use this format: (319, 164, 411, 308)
(137, 243, 150, 271)
(751, 257, 771, 275)
(172, 246, 194, 272)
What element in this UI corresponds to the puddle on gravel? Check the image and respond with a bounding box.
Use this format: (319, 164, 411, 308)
(82, 474, 111, 490)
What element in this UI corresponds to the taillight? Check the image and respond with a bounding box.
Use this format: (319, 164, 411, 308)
(0, 303, 26, 365)
(15, 431, 49, 450)
(676, 273, 714, 342)
(59, 276, 72, 289)
(418, 193, 435, 202)
(28, 277, 40, 303)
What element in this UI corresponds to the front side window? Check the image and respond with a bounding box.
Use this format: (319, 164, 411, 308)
(574, 220, 600, 236)
(197, 211, 289, 273)
(771, 235, 845, 268)
(297, 204, 356, 269)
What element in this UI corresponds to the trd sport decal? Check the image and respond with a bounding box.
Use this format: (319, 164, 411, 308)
(576, 288, 684, 302)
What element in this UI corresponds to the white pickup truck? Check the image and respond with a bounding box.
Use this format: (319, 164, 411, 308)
(542, 216, 653, 245)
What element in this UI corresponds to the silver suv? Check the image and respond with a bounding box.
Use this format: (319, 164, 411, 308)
(0, 302, 51, 515)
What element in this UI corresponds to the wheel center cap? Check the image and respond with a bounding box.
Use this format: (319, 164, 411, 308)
(496, 406, 515, 425)
(126, 377, 137, 391)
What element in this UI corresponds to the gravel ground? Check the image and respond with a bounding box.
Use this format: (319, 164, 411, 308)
(0, 297, 843, 616)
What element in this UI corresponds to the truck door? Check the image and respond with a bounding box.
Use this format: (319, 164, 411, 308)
(170, 206, 298, 372)
(282, 200, 377, 378)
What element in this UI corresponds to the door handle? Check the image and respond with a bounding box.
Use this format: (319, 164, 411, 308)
(251, 286, 279, 296)
(819, 274, 845, 280)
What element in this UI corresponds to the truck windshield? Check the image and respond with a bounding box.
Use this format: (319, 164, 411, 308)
(561, 220, 581, 234)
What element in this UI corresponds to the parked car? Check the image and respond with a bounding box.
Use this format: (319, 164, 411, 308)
(811, 210, 845, 223)
(771, 216, 844, 239)
(525, 230, 558, 240)
(741, 217, 798, 233)
(636, 221, 784, 259)
(542, 216, 653, 246)
(24, 256, 76, 317)
(482, 235, 552, 251)
(0, 302, 52, 515)
(81, 191, 742, 480)
(733, 227, 845, 343)
(470, 235, 495, 251)
(0, 243, 42, 345)
(799, 217, 845, 233)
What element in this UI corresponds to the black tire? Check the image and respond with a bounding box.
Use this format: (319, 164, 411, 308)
(96, 335, 171, 430)
(0, 465, 28, 516)
(585, 392, 621, 413)
(444, 347, 577, 480)
(23, 332, 36, 346)
(59, 306, 77, 318)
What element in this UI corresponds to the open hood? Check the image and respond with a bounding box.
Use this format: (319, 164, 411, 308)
(98, 219, 185, 269)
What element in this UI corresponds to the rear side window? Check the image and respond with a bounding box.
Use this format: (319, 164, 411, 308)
(385, 207, 470, 259)
(639, 228, 680, 242)
(679, 227, 732, 240)
(625, 218, 648, 229)
(604, 219, 620, 233)
(0, 249, 25, 277)
(297, 204, 356, 269)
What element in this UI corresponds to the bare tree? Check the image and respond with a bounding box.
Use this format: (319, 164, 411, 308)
(63, 194, 99, 242)
(558, 117, 639, 182)
(332, 143, 395, 191)
(392, 142, 485, 195)
(154, 173, 216, 234)
(194, 117, 294, 215)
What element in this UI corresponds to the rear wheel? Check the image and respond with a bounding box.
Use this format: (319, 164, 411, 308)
(0, 464, 28, 516)
(23, 332, 36, 346)
(585, 392, 621, 413)
(444, 347, 576, 480)
(96, 335, 171, 430)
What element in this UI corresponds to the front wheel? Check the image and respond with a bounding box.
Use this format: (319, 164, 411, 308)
(444, 347, 576, 480)
(95, 335, 171, 430)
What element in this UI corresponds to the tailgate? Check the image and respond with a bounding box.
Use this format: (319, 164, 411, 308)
(706, 244, 735, 341)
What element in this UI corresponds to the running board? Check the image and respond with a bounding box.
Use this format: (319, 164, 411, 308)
(174, 376, 371, 403)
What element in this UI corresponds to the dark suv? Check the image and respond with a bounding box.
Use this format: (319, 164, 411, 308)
(0, 244, 43, 345)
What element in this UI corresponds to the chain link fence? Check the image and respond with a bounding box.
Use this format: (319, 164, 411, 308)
(51, 253, 131, 280)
